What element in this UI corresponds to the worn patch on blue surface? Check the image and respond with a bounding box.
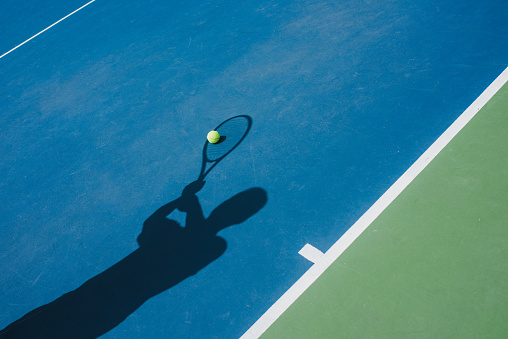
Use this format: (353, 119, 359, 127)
(1, 0, 507, 337)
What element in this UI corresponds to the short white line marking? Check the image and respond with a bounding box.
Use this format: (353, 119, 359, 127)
(241, 66, 508, 339)
(0, 0, 96, 60)
(298, 244, 324, 264)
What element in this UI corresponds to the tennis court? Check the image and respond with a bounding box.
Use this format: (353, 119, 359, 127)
(1, 0, 507, 338)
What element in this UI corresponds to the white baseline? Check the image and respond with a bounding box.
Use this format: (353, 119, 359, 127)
(241, 66, 508, 339)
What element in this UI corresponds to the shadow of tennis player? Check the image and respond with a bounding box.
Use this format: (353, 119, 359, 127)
(0, 181, 267, 339)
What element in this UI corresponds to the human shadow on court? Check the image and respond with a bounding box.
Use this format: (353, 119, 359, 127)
(0, 181, 267, 339)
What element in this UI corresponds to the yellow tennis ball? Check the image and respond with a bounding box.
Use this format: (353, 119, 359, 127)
(207, 130, 220, 144)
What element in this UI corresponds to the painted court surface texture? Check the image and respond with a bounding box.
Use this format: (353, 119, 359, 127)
(1, 0, 507, 338)
(260, 80, 508, 338)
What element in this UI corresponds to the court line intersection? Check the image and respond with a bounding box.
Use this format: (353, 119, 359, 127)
(242, 66, 508, 338)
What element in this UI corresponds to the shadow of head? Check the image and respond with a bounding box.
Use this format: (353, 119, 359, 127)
(137, 187, 268, 249)
(208, 187, 267, 234)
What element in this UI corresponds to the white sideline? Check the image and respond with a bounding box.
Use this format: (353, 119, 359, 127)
(0, 0, 96, 60)
(241, 66, 508, 339)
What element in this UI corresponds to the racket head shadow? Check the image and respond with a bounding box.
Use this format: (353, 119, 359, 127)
(198, 115, 252, 180)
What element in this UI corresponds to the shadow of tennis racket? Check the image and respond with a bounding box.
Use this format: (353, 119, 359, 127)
(197, 115, 252, 181)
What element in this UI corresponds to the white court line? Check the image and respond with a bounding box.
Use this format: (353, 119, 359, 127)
(241, 66, 508, 339)
(0, 0, 96, 60)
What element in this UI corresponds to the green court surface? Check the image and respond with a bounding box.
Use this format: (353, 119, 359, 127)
(262, 83, 508, 338)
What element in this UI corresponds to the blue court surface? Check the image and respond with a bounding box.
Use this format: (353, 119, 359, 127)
(1, 0, 507, 338)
